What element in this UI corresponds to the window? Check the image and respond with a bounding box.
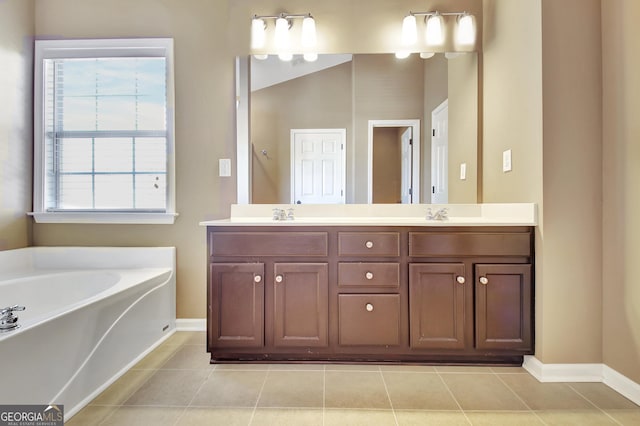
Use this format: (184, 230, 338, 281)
(32, 39, 176, 224)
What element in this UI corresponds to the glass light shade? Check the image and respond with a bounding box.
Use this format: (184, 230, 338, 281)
(425, 13, 445, 45)
(253, 54, 268, 60)
(395, 51, 411, 59)
(251, 18, 266, 49)
(456, 14, 476, 46)
(303, 52, 318, 62)
(401, 15, 417, 46)
(301, 16, 317, 48)
(278, 52, 293, 61)
(274, 17, 290, 50)
(419, 52, 435, 59)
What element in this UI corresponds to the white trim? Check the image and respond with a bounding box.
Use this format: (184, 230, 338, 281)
(367, 119, 421, 204)
(28, 211, 178, 224)
(176, 318, 206, 331)
(523, 356, 640, 406)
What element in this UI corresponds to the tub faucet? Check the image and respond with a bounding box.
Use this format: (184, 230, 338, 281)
(426, 207, 449, 221)
(272, 208, 295, 221)
(0, 305, 25, 332)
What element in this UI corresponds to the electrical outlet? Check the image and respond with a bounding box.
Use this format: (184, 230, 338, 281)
(460, 163, 467, 180)
(219, 158, 231, 177)
(502, 149, 512, 172)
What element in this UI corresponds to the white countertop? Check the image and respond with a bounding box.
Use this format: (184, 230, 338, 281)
(200, 203, 537, 227)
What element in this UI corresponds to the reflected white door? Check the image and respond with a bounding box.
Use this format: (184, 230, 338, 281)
(291, 129, 346, 204)
(431, 100, 448, 203)
(400, 127, 413, 204)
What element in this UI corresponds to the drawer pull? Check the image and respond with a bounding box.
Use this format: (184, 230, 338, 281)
(365, 271, 374, 280)
(479, 276, 489, 285)
(365, 303, 374, 312)
(456, 276, 465, 284)
(275, 275, 283, 283)
(254, 275, 262, 283)
(365, 241, 374, 249)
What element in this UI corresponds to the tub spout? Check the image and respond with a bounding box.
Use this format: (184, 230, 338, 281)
(0, 305, 25, 332)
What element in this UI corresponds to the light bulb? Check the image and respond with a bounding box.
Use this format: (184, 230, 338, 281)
(251, 18, 266, 50)
(456, 13, 476, 46)
(303, 52, 318, 62)
(420, 52, 435, 59)
(401, 14, 417, 46)
(301, 16, 317, 48)
(425, 13, 445, 46)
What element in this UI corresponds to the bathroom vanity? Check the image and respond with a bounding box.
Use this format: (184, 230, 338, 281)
(201, 204, 536, 365)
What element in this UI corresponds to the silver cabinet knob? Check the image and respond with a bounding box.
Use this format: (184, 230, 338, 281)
(365, 241, 374, 249)
(456, 276, 465, 284)
(275, 275, 283, 283)
(365, 303, 374, 312)
(479, 276, 489, 285)
(365, 271, 374, 280)
(254, 275, 262, 283)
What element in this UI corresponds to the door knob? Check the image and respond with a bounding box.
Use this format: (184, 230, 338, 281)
(456, 276, 465, 284)
(254, 275, 262, 283)
(275, 275, 283, 283)
(365, 303, 374, 312)
(365, 241, 374, 249)
(479, 276, 489, 285)
(365, 271, 374, 280)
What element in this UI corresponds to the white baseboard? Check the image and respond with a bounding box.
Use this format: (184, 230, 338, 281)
(175, 318, 206, 331)
(523, 356, 640, 406)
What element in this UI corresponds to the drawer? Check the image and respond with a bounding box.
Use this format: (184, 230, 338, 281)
(338, 232, 400, 257)
(409, 232, 531, 257)
(338, 263, 400, 288)
(338, 294, 401, 346)
(210, 231, 328, 257)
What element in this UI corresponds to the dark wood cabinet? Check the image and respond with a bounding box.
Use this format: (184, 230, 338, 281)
(207, 225, 534, 364)
(409, 263, 468, 350)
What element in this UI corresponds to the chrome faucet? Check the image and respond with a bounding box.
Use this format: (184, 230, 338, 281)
(426, 207, 449, 221)
(0, 305, 25, 332)
(272, 208, 295, 221)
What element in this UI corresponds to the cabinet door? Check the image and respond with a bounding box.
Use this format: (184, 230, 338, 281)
(209, 263, 264, 348)
(409, 263, 467, 349)
(475, 264, 532, 351)
(273, 263, 329, 347)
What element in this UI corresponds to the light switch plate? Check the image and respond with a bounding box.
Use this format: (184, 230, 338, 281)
(219, 158, 231, 177)
(460, 163, 467, 180)
(502, 149, 512, 172)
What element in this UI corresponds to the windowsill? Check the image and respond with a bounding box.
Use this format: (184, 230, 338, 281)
(28, 211, 179, 224)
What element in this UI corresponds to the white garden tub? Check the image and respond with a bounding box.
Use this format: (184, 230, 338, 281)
(0, 246, 176, 420)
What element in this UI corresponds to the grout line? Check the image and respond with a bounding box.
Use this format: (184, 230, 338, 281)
(378, 366, 399, 426)
(435, 369, 473, 425)
(247, 368, 270, 426)
(567, 384, 625, 426)
(493, 372, 549, 425)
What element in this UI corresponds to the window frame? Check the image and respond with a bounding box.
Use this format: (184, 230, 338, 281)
(31, 38, 177, 224)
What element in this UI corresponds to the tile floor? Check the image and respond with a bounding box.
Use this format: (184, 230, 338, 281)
(68, 331, 640, 425)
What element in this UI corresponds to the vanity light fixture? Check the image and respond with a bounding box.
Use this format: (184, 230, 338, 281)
(251, 13, 318, 62)
(399, 10, 476, 58)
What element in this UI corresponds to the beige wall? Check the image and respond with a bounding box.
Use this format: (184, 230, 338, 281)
(602, 0, 640, 383)
(0, 0, 34, 251)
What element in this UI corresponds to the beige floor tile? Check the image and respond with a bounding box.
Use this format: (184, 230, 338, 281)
(90, 368, 156, 406)
(214, 363, 271, 371)
(441, 373, 528, 411)
(535, 409, 620, 425)
(605, 409, 640, 425)
(383, 372, 460, 410)
(131, 343, 181, 370)
(176, 407, 253, 426)
(99, 406, 184, 426)
(325, 371, 391, 409)
(436, 366, 495, 374)
(65, 405, 117, 426)
(257, 371, 324, 408)
(190, 369, 268, 407)
(490, 366, 528, 374)
(268, 363, 325, 371)
(569, 382, 640, 409)
(379, 364, 437, 373)
(395, 410, 469, 426)
(498, 373, 595, 410)
(465, 411, 544, 425)
(161, 344, 214, 370)
(181, 331, 207, 346)
(161, 331, 204, 347)
(251, 408, 324, 426)
(324, 408, 397, 426)
(325, 364, 381, 372)
(123, 369, 209, 406)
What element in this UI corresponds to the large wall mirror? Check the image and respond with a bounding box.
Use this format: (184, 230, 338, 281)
(236, 51, 478, 204)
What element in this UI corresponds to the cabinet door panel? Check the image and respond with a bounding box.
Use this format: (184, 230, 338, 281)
(409, 263, 467, 349)
(475, 264, 532, 351)
(273, 263, 329, 347)
(209, 263, 264, 348)
(338, 294, 401, 346)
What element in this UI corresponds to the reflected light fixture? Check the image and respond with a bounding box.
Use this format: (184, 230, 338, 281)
(251, 12, 318, 62)
(398, 10, 476, 58)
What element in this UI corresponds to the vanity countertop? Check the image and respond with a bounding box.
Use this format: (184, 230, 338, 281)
(199, 203, 537, 227)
